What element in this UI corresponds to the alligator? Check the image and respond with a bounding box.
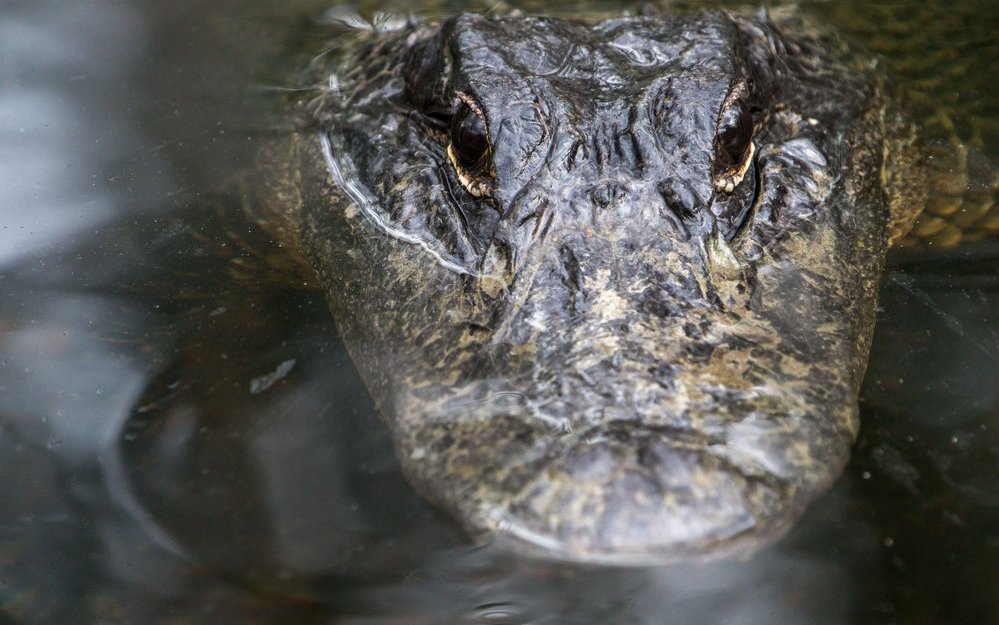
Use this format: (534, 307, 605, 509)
(243, 7, 963, 565)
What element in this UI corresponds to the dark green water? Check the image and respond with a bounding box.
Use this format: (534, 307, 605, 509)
(0, 1, 996, 623)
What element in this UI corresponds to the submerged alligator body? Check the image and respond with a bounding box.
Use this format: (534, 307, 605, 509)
(258, 8, 927, 564)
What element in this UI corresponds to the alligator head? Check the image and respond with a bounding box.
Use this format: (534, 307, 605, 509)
(281, 9, 923, 564)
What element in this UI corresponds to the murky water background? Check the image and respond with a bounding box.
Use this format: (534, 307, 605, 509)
(0, 0, 996, 623)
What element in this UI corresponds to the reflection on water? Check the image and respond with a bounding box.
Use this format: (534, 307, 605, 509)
(0, 0, 996, 623)
(0, 0, 171, 266)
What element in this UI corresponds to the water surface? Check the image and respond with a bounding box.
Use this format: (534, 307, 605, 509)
(0, 1, 996, 623)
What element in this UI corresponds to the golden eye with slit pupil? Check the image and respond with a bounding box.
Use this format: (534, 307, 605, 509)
(450, 103, 489, 167)
(714, 99, 755, 193)
(717, 99, 753, 166)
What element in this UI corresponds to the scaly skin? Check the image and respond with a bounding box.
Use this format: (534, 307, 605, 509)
(259, 8, 926, 564)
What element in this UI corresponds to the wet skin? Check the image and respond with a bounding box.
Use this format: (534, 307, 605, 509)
(259, 9, 926, 564)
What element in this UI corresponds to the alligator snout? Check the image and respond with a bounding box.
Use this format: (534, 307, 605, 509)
(492, 422, 789, 562)
(391, 246, 860, 562)
(396, 370, 855, 563)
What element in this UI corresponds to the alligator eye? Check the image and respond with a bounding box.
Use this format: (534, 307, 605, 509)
(447, 94, 494, 197)
(718, 100, 752, 164)
(450, 103, 489, 167)
(714, 99, 755, 193)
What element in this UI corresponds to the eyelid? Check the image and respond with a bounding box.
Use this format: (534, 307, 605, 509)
(719, 81, 749, 117)
(454, 90, 487, 125)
